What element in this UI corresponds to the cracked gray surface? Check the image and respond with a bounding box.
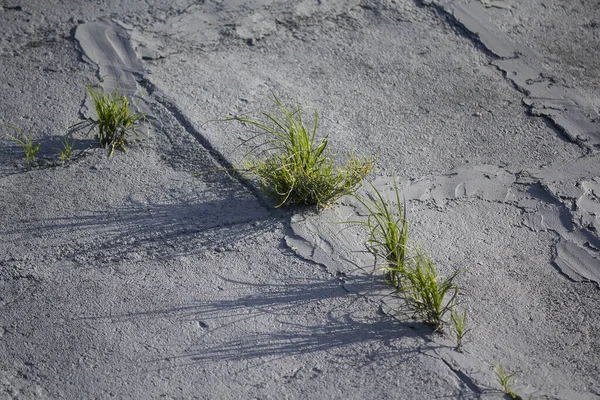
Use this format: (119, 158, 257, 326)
(287, 166, 600, 398)
(436, 0, 600, 149)
(142, 1, 582, 179)
(477, 0, 600, 111)
(1, 0, 600, 399)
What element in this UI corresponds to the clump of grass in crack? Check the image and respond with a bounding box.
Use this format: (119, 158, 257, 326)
(398, 247, 460, 332)
(451, 306, 470, 351)
(57, 136, 75, 164)
(70, 84, 149, 156)
(353, 179, 409, 287)
(352, 180, 461, 332)
(494, 364, 520, 399)
(2, 123, 41, 169)
(228, 97, 374, 209)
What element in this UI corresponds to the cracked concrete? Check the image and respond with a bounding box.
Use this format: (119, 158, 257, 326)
(1, 0, 600, 399)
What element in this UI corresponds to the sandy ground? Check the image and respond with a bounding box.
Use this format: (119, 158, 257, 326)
(1, 0, 599, 399)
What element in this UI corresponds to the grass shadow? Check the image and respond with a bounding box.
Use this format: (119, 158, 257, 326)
(0, 134, 97, 175)
(80, 275, 436, 367)
(2, 187, 273, 263)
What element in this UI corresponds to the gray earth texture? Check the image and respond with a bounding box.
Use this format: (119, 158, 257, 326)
(1, 0, 599, 399)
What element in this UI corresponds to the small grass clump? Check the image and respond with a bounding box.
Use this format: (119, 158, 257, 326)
(354, 180, 409, 287)
(3, 123, 41, 169)
(399, 248, 459, 332)
(494, 364, 520, 399)
(71, 84, 148, 156)
(451, 306, 470, 351)
(352, 179, 461, 332)
(57, 136, 75, 164)
(228, 97, 374, 209)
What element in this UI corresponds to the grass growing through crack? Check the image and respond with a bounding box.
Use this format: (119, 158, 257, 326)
(70, 84, 148, 156)
(57, 136, 74, 164)
(399, 248, 460, 331)
(2, 123, 41, 168)
(354, 179, 409, 287)
(494, 364, 520, 399)
(352, 179, 461, 331)
(451, 306, 470, 350)
(228, 97, 374, 209)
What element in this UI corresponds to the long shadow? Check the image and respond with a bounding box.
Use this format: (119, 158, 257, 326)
(3, 186, 274, 262)
(0, 135, 96, 175)
(85, 275, 382, 321)
(182, 278, 431, 364)
(79, 275, 434, 364)
(185, 310, 428, 364)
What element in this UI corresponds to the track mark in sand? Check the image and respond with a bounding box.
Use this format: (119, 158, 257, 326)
(73, 19, 271, 209)
(139, 78, 274, 210)
(139, 81, 245, 181)
(427, 0, 600, 150)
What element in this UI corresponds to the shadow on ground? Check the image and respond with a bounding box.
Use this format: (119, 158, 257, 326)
(0, 134, 97, 175)
(79, 275, 434, 365)
(1, 188, 274, 263)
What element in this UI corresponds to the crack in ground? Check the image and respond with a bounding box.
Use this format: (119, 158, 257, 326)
(418, 0, 501, 60)
(283, 222, 353, 293)
(420, 0, 598, 154)
(439, 357, 483, 396)
(285, 167, 600, 398)
(138, 77, 273, 211)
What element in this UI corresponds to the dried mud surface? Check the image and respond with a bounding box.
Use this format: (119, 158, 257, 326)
(1, 1, 599, 399)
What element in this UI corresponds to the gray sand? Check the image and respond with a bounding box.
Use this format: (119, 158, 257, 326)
(1, 1, 599, 399)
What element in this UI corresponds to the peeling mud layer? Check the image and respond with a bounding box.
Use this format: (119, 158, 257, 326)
(434, 0, 600, 149)
(1, 1, 600, 399)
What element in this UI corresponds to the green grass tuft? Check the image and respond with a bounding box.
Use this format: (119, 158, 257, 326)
(494, 364, 520, 399)
(3, 123, 41, 169)
(451, 306, 470, 351)
(352, 179, 461, 332)
(353, 179, 409, 287)
(71, 84, 149, 156)
(57, 136, 75, 164)
(228, 97, 374, 209)
(399, 248, 459, 332)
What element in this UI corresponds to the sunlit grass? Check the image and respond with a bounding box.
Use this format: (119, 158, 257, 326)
(494, 364, 521, 399)
(57, 136, 75, 164)
(352, 179, 461, 332)
(71, 84, 149, 156)
(228, 97, 374, 209)
(399, 247, 460, 332)
(451, 306, 470, 351)
(353, 179, 409, 287)
(2, 123, 41, 169)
